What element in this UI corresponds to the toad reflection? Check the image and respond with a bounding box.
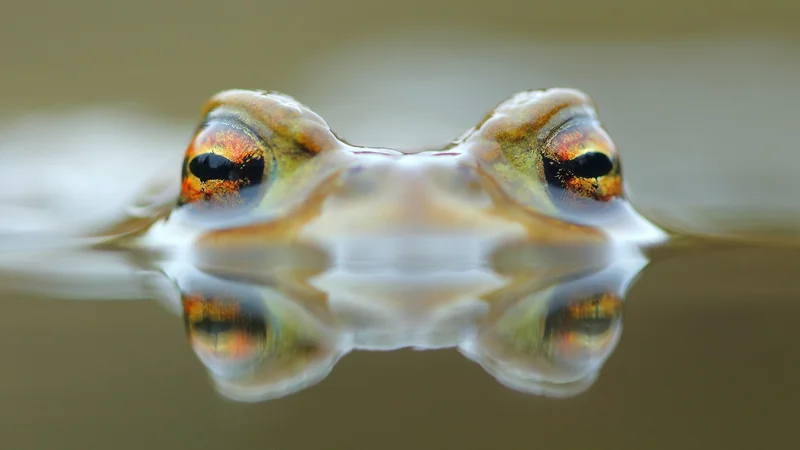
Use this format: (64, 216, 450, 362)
(0, 87, 653, 402)
(152, 241, 641, 402)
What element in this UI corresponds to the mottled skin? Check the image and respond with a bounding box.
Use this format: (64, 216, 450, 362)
(158, 87, 664, 257)
(125, 88, 662, 401)
(39, 87, 671, 401)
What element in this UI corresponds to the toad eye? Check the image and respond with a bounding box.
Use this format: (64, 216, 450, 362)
(469, 89, 627, 222)
(177, 90, 341, 216)
(179, 119, 271, 211)
(540, 116, 623, 213)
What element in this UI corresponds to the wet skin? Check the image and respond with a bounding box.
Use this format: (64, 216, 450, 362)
(81, 88, 669, 401)
(0, 89, 786, 402)
(113, 87, 663, 401)
(169, 257, 635, 401)
(130, 87, 666, 264)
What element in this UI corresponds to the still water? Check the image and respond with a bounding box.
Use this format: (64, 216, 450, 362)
(2, 93, 799, 449)
(2, 231, 799, 449)
(2, 1, 800, 448)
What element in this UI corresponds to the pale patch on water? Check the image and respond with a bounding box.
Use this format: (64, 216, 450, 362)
(0, 109, 189, 241)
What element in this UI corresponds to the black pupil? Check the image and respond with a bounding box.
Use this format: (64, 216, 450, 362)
(188, 152, 264, 185)
(545, 298, 616, 338)
(184, 296, 269, 339)
(564, 316, 613, 336)
(190, 314, 268, 338)
(565, 152, 614, 179)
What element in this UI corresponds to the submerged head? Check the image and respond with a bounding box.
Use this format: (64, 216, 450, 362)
(167, 88, 663, 256)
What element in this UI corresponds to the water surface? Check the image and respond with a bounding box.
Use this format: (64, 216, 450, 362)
(1, 240, 798, 449)
(2, 1, 799, 448)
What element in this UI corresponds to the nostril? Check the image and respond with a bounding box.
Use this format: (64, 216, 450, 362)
(335, 165, 381, 198)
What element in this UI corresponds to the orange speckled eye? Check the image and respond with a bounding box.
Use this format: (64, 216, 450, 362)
(181, 293, 268, 363)
(541, 117, 623, 211)
(545, 292, 623, 358)
(467, 88, 628, 223)
(179, 119, 271, 211)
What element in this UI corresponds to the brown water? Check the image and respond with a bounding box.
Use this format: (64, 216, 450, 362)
(2, 1, 800, 449)
(2, 243, 799, 449)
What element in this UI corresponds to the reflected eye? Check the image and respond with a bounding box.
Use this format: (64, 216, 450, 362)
(487, 291, 622, 361)
(541, 117, 623, 211)
(468, 284, 623, 388)
(179, 286, 334, 380)
(179, 119, 271, 210)
(182, 293, 270, 365)
(177, 280, 347, 402)
(544, 293, 623, 358)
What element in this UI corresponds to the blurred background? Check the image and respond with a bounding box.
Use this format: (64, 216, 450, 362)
(2, 1, 800, 449)
(2, 0, 800, 234)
